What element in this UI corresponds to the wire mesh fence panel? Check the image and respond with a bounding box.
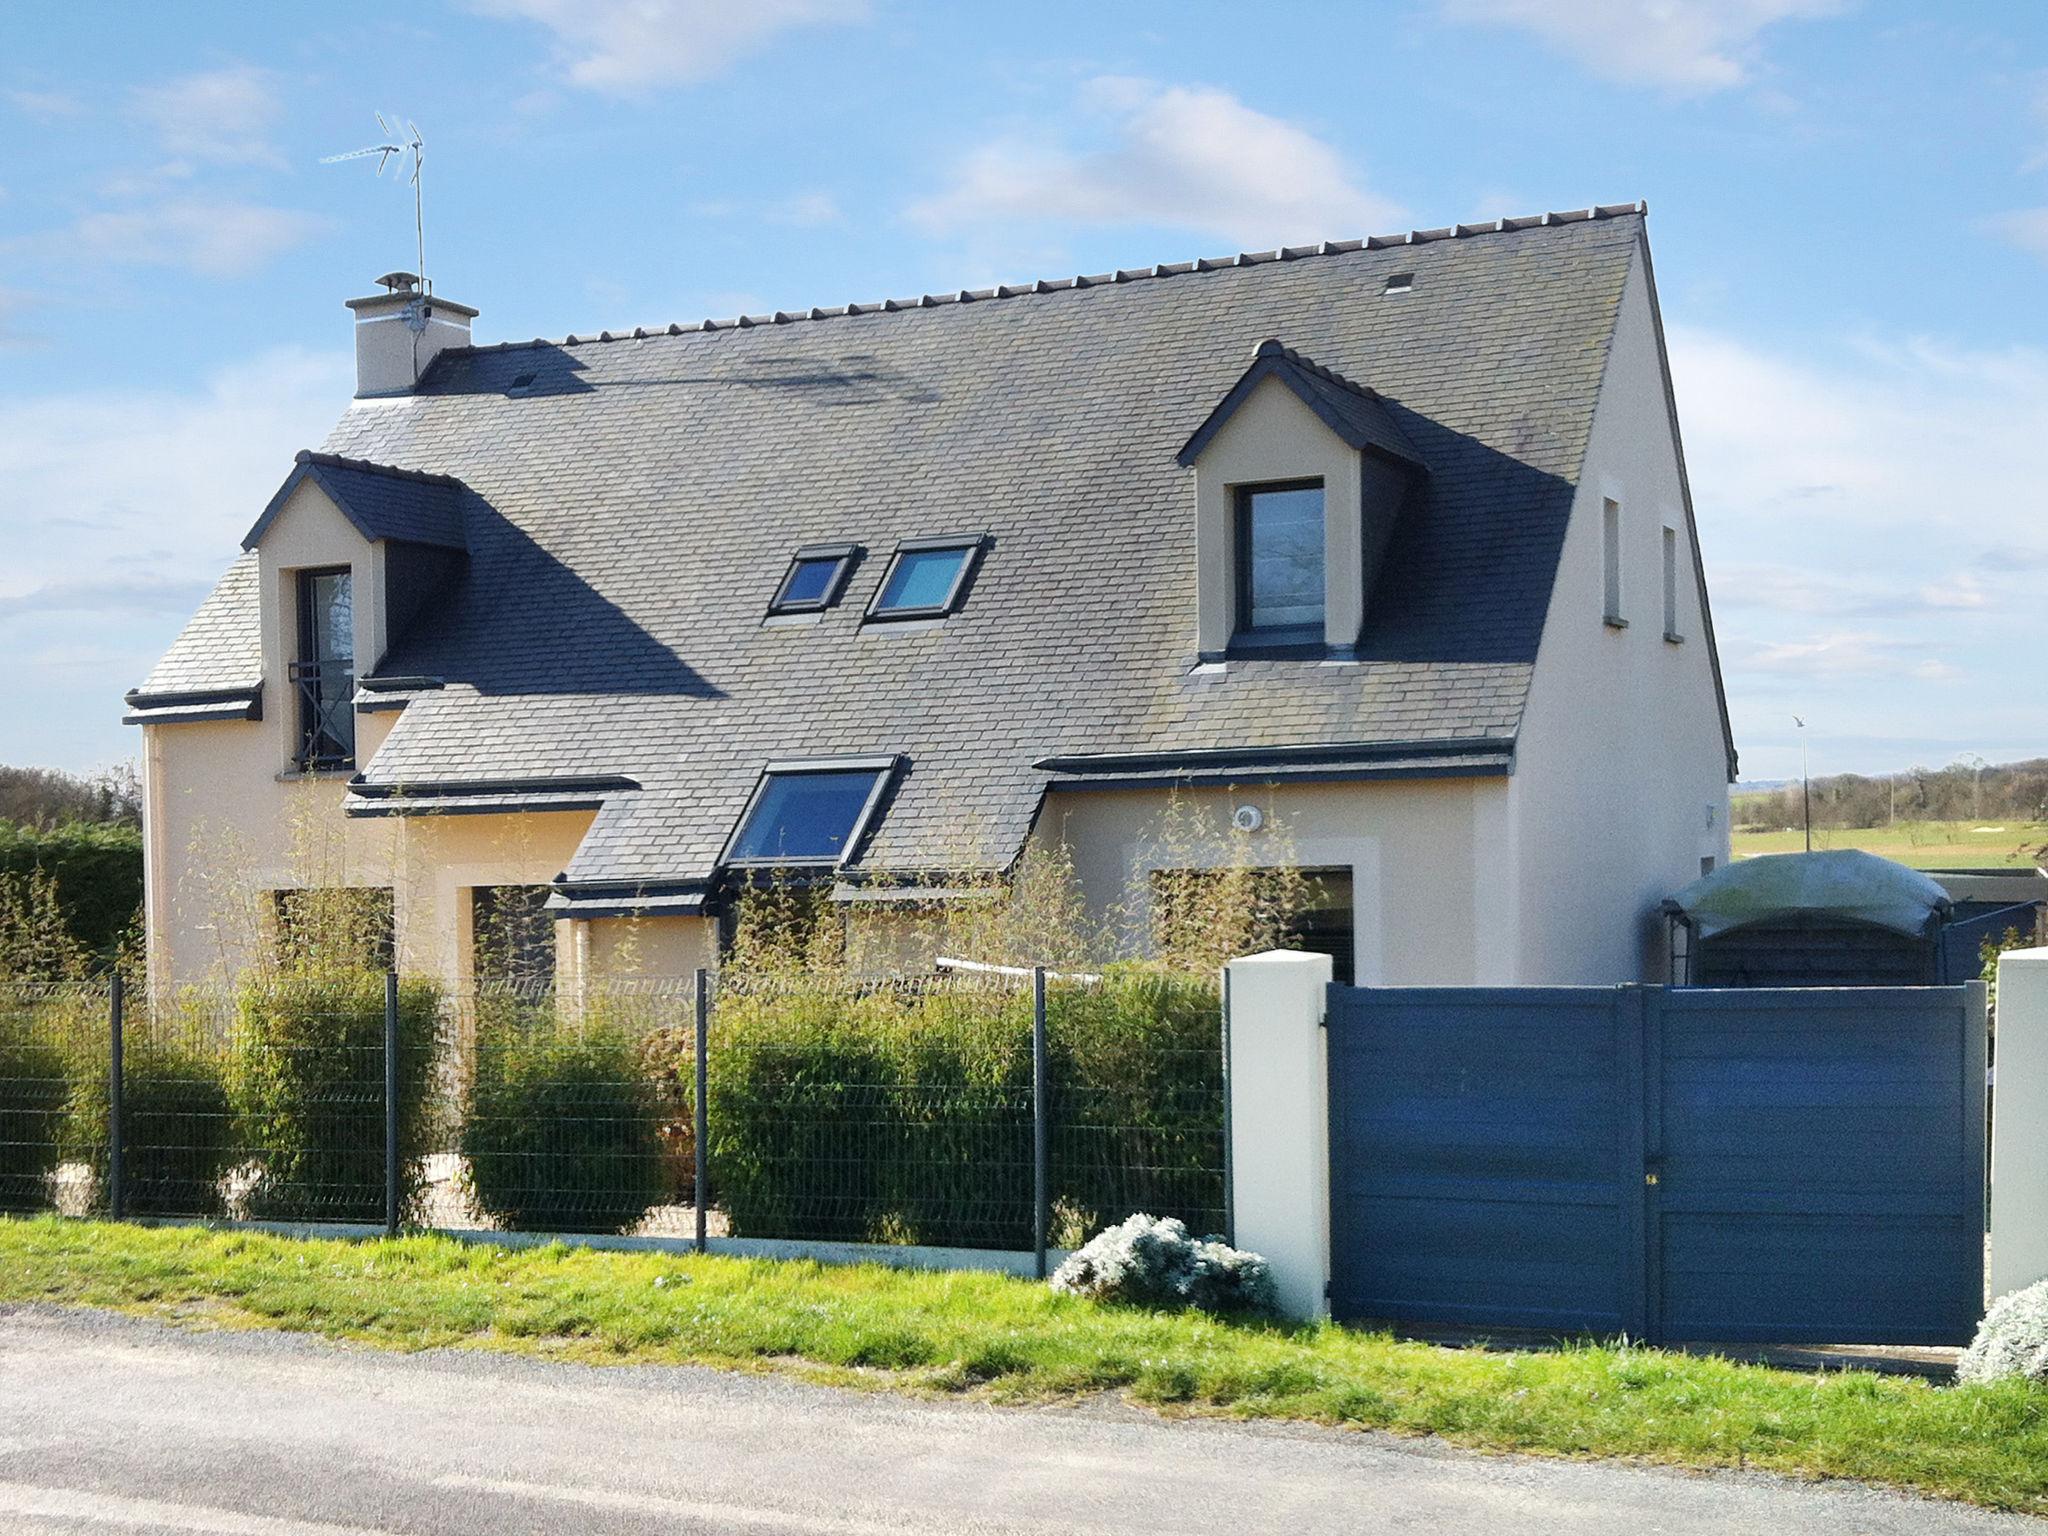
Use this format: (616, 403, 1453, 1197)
(705, 973, 1038, 1248)
(440, 980, 697, 1237)
(1045, 974, 1227, 1247)
(0, 982, 107, 1216)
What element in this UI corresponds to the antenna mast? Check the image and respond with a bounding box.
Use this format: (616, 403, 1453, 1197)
(320, 115, 429, 293)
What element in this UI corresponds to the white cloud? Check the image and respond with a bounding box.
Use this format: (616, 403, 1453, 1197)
(1987, 207, 2048, 262)
(908, 77, 1402, 250)
(1671, 321, 2048, 775)
(5, 88, 82, 120)
(1441, 0, 1845, 94)
(130, 65, 285, 167)
(471, 0, 869, 93)
(43, 198, 325, 278)
(0, 347, 351, 767)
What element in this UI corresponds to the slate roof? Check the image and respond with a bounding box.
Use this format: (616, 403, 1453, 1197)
(1176, 339, 1423, 469)
(136, 204, 1670, 892)
(243, 451, 469, 551)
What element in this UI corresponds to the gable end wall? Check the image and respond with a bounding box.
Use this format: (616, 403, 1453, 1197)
(1507, 241, 1733, 983)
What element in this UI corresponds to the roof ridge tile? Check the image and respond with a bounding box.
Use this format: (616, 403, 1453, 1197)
(450, 200, 1648, 358)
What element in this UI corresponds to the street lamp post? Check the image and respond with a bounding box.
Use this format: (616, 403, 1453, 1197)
(1794, 716, 1811, 854)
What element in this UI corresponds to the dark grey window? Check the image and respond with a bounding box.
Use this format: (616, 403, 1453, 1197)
(769, 544, 858, 614)
(1285, 869, 1355, 986)
(867, 536, 983, 620)
(724, 758, 897, 866)
(1234, 481, 1325, 642)
(472, 885, 556, 986)
(292, 567, 355, 768)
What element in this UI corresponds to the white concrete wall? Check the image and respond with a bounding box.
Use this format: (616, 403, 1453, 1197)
(1225, 950, 1332, 1319)
(1991, 947, 2048, 1299)
(1507, 241, 1733, 983)
(1042, 775, 1516, 985)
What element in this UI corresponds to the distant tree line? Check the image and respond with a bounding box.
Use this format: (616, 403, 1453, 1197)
(1733, 758, 2048, 832)
(0, 763, 144, 971)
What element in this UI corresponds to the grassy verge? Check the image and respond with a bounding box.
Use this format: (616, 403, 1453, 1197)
(2, 1217, 2043, 1514)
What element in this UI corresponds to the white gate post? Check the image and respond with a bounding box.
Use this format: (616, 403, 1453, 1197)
(1226, 950, 1333, 1320)
(1992, 947, 2048, 1299)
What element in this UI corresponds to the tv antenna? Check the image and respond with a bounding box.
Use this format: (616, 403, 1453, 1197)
(321, 115, 428, 294)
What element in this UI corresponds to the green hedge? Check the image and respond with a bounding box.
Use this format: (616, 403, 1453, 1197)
(228, 973, 441, 1223)
(703, 971, 1223, 1249)
(0, 821, 143, 962)
(0, 1031, 69, 1212)
(461, 997, 669, 1234)
(65, 1029, 234, 1219)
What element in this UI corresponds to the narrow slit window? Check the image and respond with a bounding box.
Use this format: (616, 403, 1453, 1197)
(1662, 525, 1682, 641)
(1601, 499, 1624, 626)
(769, 544, 858, 615)
(867, 537, 983, 621)
(724, 758, 898, 866)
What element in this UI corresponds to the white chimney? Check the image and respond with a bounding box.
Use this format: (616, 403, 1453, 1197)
(344, 272, 477, 398)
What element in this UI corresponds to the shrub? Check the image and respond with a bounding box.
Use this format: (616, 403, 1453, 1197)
(701, 970, 1224, 1250)
(66, 1031, 234, 1218)
(0, 1030, 69, 1212)
(228, 972, 440, 1223)
(461, 997, 669, 1234)
(707, 977, 1035, 1247)
(1960, 1280, 2048, 1385)
(0, 821, 143, 967)
(1050, 1213, 1276, 1315)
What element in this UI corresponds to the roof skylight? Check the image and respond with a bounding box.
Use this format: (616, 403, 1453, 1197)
(769, 543, 859, 615)
(724, 757, 898, 867)
(867, 536, 985, 622)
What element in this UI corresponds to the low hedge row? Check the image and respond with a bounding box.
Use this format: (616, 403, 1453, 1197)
(705, 971, 1224, 1248)
(1, 970, 1224, 1249)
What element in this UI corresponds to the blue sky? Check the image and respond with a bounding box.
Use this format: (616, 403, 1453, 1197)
(2, 0, 2045, 785)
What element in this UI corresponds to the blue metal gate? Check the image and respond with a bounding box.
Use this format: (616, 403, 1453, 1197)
(1326, 984, 1986, 1345)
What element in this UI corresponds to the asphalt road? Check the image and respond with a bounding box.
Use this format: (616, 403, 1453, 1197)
(0, 1306, 2030, 1535)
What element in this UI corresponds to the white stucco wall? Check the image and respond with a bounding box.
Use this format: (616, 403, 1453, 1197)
(1191, 376, 1372, 657)
(1042, 775, 1515, 985)
(1506, 241, 1733, 983)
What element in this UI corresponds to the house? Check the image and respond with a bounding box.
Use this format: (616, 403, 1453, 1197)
(125, 202, 1736, 990)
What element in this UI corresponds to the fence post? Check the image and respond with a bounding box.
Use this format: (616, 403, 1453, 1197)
(383, 971, 400, 1238)
(1032, 966, 1049, 1278)
(1224, 950, 1333, 1320)
(694, 967, 709, 1255)
(1220, 964, 1232, 1248)
(108, 973, 125, 1222)
(1991, 950, 2048, 1299)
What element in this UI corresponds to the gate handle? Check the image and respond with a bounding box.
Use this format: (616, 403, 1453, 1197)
(1644, 1160, 1664, 1188)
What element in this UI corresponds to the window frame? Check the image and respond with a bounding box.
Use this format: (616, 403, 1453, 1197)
(1601, 498, 1626, 628)
(1232, 478, 1328, 648)
(767, 542, 860, 616)
(1661, 524, 1684, 643)
(720, 754, 902, 869)
(291, 565, 357, 770)
(864, 535, 986, 623)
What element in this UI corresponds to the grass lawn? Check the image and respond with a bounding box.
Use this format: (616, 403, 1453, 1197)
(1731, 820, 2048, 871)
(2, 1219, 2044, 1515)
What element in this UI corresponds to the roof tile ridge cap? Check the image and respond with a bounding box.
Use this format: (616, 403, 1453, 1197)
(297, 449, 466, 488)
(454, 201, 1650, 355)
(1252, 339, 1381, 402)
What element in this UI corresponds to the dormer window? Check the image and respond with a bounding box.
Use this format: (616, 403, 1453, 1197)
(1235, 480, 1326, 644)
(292, 567, 355, 769)
(769, 543, 858, 615)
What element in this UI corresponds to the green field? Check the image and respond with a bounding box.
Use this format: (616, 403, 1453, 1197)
(1731, 820, 2048, 870)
